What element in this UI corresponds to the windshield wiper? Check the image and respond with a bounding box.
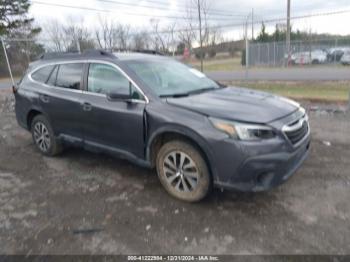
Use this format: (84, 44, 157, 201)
(160, 87, 217, 98)
(186, 87, 217, 95)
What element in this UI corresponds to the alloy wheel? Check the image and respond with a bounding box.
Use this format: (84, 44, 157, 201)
(163, 151, 199, 193)
(33, 122, 51, 153)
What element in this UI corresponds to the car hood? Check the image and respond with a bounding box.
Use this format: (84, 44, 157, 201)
(166, 87, 300, 124)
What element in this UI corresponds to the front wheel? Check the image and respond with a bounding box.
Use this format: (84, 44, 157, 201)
(156, 140, 211, 202)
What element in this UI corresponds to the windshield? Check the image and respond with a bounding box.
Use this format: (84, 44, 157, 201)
(125, 59, 220, 97)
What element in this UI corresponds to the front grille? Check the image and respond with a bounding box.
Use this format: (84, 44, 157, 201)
(283, 116, 309, 145)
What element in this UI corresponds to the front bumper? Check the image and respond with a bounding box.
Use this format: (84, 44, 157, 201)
(213, 133, 311, 192)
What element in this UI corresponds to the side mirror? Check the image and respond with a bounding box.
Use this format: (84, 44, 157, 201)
(107, 90, 132, 102)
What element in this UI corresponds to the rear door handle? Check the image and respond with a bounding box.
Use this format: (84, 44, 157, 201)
(40, 94, 50, 103)
(82, 102, 92, 111)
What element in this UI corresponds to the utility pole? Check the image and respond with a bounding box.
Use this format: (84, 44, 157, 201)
(76, 39, 81, 54)
(1, 39, 15, 87)
(197, 0, 203, 72)
(245, 19, 249, 71)
(251, 8, 254, 40)
(286, 0, 291, 66)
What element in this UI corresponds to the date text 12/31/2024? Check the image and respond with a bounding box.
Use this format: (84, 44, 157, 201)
(127, 255, 220, 261)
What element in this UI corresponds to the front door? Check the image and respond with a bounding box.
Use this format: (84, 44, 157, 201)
(81, 62, 146, 159)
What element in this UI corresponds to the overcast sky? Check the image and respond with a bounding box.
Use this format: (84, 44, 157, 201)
(29, 0, 350, 40)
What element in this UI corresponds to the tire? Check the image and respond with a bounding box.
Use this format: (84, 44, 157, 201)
(311, 59, 319, 65)
(31, 115, 63, 156)
(156, 140, 211, 202)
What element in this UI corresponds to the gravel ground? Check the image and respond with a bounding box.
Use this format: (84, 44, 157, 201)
(0, 90, 349, 255)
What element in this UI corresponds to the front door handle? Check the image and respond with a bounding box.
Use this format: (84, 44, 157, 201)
(82, 102, 92, 111)
(40, 94, 50, 103)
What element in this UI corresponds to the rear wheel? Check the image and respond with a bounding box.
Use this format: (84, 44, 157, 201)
(156, 140, 211, 202)
(31, 115, 62, 156)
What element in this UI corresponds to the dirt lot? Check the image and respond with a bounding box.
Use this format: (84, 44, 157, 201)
(0, 90, 349, 255)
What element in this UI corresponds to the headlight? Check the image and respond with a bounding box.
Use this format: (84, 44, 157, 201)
(209, 117, 276, 141)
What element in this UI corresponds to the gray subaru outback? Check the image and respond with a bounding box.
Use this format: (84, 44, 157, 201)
(14, 50, 310, 202)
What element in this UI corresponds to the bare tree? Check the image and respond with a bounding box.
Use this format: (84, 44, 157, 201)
(132, 29, 151, 50)
(95, 16, 115, 51)
(43, 16, 182, 54)
(167, 22, 177, 55)
(150, 19, 177, 53)
(95, 17, 131, 51)
(177, 4, 197, 52)
(45, 19, 65, 52)
(206, 26, 223, 48)
(63, 17, 94, 51)
(45, 17, 95, 52)
(150, 19, 165, 52)
(177, 0, 213, 60)
(200, 0, 211, 47)
(117, 24, 131, 50)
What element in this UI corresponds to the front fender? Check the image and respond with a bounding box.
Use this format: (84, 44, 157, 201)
(146, 124, 219, 182)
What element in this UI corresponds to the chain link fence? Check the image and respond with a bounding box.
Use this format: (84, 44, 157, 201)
(2, 36, 350, 85)
(248, 37, 350, 67)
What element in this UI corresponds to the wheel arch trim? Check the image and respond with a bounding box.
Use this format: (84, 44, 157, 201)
(26, 106, 50, 130)
(146, 125, 219, 181)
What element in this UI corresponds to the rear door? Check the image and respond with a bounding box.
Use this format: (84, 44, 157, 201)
(80, 62, 146, 159)
(35, 62, 85, 141)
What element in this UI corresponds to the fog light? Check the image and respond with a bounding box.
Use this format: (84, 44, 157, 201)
(257, 172, 274, 186)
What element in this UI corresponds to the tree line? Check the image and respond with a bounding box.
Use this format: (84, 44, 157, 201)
(1, 0, 228, 76)
(254, 22, 350, 43)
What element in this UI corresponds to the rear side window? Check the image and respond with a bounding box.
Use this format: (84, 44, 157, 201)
(56, 63, 83, 90)
(31, 65, 55, 83)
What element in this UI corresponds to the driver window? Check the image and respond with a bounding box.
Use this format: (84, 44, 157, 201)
(88, 63, 143, 100)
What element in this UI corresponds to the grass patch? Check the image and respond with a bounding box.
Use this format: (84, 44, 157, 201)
(189, 57, 242, 71)
(188, 57, 349, 72)
(223, 81, 350, 102)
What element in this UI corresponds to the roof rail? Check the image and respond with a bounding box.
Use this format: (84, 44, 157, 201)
(82, 49, 116, 58)
(38, 49, 116, 60)
(38, 52, 79, 60)
(134, 49, 164, 56)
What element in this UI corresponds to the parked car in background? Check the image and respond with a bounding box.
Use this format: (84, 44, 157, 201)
(14, 50, 311, 202)
(341, 50, 350, 65)
(327, 47, 350, 62)
(291, 50, 328, 65)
